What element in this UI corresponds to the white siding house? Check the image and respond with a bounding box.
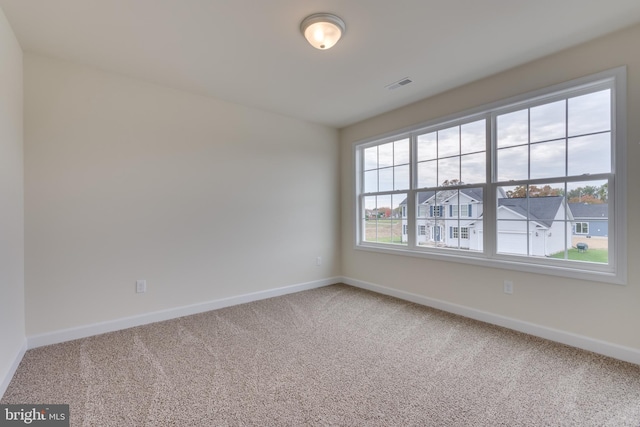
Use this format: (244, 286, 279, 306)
(401, 190, 573, 257)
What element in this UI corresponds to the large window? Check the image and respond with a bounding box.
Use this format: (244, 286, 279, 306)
(355, 68, 626, 284)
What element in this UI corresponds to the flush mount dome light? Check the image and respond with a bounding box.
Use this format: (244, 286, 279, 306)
(300, 13, 345, 50)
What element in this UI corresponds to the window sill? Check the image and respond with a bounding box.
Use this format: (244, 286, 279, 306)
(355, 242, 625, 285)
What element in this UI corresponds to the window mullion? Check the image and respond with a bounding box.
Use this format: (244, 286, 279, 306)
(486, 113, 497, 257)
(407, 133, 417, 248)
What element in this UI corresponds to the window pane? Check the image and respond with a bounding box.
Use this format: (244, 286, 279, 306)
(461, 152, 486, 184)
(461, 187, 483, 217)
(363, 196, 377, 242)
(530, 100, 566, 143)
(378, 142, 393, 168)
(447, 190, 460, 219)
(394, 164, 410, 190)
(415, 189, 445, 248)
(378, 219, 392, 243)
(417, 161, 437, 188)
(461, 119, 486, 154)
(567, 179, 608, 204)
(364, 146, 377, 170)
(438, 157, 460, 185)
(377, 194, 392, 243)
(566, 180, 608, 263)
(530, 140, 566, 179)
(378, 167, 393, 192)
(363, 194, 409, 245)
(568, 133, 611, 176)
(469, 220, 483, 251)
(438, 126, 459, 157)
(497, 220, 529, 255)
(498, 182, 569, 258)
(394, 138, 410, 165)
(497, 109, 528, 148)
(449, 225, 460, 249)
(568, 89, 611, 137)
(391, 194, 407, 245)
(364, 170, 377, 193)
(417, 132, 437, 162)
(496, 145, 528, 181)
(390, 219, 404, 244)
(528, 185, 565, 224)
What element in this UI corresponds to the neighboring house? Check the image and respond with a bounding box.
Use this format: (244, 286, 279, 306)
(495, 196, 573, 256)
(400, 189, 573, 257)
(568, 203, 608, 237)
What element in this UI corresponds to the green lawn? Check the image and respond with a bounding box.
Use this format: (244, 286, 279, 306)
(373, 236, 405, 244)
(550, 248, 608, 263)
(364, 219, 405, 244)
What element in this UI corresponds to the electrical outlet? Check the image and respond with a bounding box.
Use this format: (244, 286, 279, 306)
(316, 256, 322, 266)
(136, 280, 147, 293)
(503, 280, 513, 295)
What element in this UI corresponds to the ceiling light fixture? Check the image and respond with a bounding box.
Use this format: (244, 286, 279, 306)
(300, 13, 345, 50)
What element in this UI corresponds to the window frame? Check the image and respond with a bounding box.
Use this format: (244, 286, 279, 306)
(354, 67, 627, 285)
(461, 227, 470, 240)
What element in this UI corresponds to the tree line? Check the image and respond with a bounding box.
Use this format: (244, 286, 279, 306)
(506, 183, 607, 204)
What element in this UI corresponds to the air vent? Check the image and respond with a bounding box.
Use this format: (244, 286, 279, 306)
(385, 77, 413, 90)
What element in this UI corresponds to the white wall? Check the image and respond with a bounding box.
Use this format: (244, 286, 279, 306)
(0, 6, 25, 394)
(24, 54, 340, 336)
(341, 24, 640, 352)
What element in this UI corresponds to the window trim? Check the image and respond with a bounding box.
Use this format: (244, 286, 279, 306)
(353, 66, 627, 285)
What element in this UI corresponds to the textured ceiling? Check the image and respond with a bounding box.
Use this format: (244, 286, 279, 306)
(2, 0, 640, 128)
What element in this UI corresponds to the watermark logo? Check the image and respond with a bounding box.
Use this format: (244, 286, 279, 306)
(0, 405, 68, 426)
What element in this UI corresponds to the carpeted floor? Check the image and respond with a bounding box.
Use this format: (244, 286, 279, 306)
(3, 284, 640, 426)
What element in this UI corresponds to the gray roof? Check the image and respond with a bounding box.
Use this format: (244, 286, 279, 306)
(399, 189, 565, 229)
(399, 191, 434, 206)
(460, 188, 483, 202)
(498, 196, 564, 228)
(568, 203, 608, 219)
(400, 188, 482, 206)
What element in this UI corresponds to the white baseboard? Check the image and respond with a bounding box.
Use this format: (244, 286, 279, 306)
(22, 275, 640, 367)
(28, 277, 339, 350)
(341, 276, 640, 366)
(0, 339, 27, 399)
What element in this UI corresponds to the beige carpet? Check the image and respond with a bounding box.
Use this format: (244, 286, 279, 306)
(3, 284, 640, 426)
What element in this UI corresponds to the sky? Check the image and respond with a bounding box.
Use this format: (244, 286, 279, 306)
(363, 88, 611, 212)
(364, 88, 611, 200)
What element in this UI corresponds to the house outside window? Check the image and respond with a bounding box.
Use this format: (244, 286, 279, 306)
(356, 67, 626, 284)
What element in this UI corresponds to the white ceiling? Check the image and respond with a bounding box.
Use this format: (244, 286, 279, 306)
(2, 1, 640, 128)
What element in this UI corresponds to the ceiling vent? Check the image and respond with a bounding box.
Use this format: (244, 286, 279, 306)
(385, 77, 413, 90)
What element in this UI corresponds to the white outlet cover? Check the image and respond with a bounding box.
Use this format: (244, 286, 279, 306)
(503, 280, 514, 294)
(136, 280, 147, 293)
